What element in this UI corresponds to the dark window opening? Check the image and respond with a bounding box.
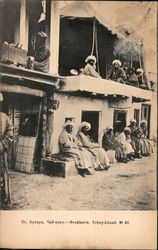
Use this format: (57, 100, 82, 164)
(0, 0, 20, 44)
(113, 110, 127, 134)
(141, 104, 151, 138)
(134, 109, 140, 127)
(19, 113, 38, 137)
(81, 111, 99, 143)
(0, 92, 9, 114)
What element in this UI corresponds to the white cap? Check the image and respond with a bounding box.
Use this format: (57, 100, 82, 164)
(70, 69, 78, 76)
(80, 122, 91, 131)
(140, 120, 147, 125)
(85, 55, 96, 64)
(106, 126, 113, 132)
(136, 68, 144, 75)
(64, 120, 74, 128)
(130, 119, 136, 124)
(124, 127, 131, 132)
(112, 59, 121, 66)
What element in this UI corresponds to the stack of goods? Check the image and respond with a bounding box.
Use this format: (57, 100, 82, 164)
(0, 41, 27, 67)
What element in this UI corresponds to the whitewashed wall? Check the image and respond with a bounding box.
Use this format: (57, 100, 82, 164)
(50, 93, 133, 154)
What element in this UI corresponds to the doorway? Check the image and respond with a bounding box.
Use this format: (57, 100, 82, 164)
(134, 109, 140, 127)
(113, 109, 127, 133)
(141, 104, 151, 138)
(81, 111, 99, 142)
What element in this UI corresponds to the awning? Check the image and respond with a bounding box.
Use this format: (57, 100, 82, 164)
(0, 63, 63, 93)
(1, 83, 45, 97)
(59, 1, 129, 40)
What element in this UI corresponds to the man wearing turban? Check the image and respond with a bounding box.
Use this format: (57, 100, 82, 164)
(0, 93, 13, 206)
(108, 59, 127, 83)
(82, 55, 102, 78)
(59, 121, 94, 177)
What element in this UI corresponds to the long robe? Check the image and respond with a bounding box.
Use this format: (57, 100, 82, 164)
(34, 45, 50, 73)
(127, 73, 139, 87)
(108, 67, 127, 83)
(128, 125, 142, 154)
(0, 112, 13, 205)
(82, 63, 101, 78)
(102, 132, 126, 160)
(139, 127, 153, 156)
(116, 132, 134, 155)
(59, 130, 94, 170)
(78, 132, 110, 168)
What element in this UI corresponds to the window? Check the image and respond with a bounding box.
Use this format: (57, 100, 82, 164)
(19, 114, 38, 137)
(141, 104, 151, 138)
(134, 109, 140, 127)
(113, 110, 127, 133)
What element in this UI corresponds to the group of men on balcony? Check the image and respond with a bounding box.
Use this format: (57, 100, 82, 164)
(25, 25, 148, 90)
(78, 55, 148, 89)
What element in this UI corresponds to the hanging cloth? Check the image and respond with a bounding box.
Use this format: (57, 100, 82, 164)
(137, 44, 142, 68)
(95, 19, 100, 75)
(90, 17, 100, 75)
(91, 18, 96, 56)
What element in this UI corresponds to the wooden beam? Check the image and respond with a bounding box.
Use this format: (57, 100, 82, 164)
(20, 0, 29, 51)
(49, 1, 60, 75)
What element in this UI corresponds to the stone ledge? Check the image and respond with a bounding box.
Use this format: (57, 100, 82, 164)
(40, 158, 78, 178)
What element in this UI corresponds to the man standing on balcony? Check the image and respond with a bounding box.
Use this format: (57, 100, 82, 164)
(81, 55, 102, 78)
(33, 31, 50, 73)
(108, 59, 127, 83)
(0, 93, 13, 206)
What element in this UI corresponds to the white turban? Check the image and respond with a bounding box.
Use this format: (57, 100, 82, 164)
(136, 68, 144, 75)
(130, 119, 136, 124)
(112, 59, 121, 66)
(106, 126, 113, 132)
(124, 127, 131, 133)
(140, 120, 147, 125)
(80, 122, 91, 131)
(85, 55, 96, 64)
(64, 120, 74, 128)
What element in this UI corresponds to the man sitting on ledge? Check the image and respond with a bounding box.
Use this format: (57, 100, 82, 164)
(59, 120, 94, 177)
(81, 55, 102, 78)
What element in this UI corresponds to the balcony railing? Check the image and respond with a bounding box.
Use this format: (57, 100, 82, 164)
(0, 60, 153, 102)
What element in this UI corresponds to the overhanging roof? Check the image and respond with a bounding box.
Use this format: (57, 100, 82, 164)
(1, 83, 45, 97)
(59, 1, 129, 40)
(59, 75, 152, 101)
(0, 63, 63, 94)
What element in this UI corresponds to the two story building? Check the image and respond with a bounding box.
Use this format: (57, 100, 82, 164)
(0, 0, 156, 173)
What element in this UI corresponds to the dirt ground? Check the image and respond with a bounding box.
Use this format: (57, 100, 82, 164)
(4, 150, 157, 210)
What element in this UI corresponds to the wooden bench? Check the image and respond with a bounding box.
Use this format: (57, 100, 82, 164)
(40, 157, 78, 178)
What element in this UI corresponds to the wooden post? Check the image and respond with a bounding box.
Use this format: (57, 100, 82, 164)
(49, 1, 60, 75)
(20, 0, 29, 51)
